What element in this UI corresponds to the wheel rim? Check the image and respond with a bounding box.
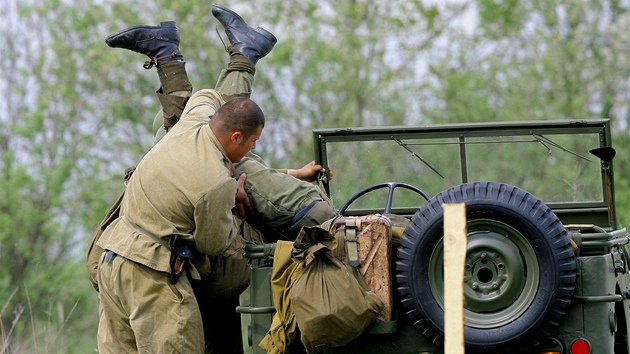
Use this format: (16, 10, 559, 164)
(428, 219, 540, 328)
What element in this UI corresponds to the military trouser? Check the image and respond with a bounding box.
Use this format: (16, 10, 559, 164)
(97, 251, 204, 354)
(153, 67, 254, 143)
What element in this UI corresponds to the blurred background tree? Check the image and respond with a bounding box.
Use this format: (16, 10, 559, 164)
(0, 0, 628, 352)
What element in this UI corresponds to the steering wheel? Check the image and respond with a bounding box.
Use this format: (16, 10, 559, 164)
(337, 182, 431, 215)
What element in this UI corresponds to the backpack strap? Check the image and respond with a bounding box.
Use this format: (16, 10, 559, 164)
(344, 218, 360, 267)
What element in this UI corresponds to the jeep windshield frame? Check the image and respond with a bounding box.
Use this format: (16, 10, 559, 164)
(313, 119, 618, 230)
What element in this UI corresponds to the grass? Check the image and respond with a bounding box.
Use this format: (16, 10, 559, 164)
(0, 287, 81, 354)
(0, 283, 256, 354)
(1, 288, 22, 354)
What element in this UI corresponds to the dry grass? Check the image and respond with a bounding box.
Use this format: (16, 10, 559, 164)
(0, 287, 80, 354)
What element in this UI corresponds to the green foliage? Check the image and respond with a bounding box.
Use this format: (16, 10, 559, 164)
(251, 0, 448, 167)
(477, 0, 526, 37)
(0, 0, 156, 351)
(614, 134, 630, 227)
(420, 0, 630, 226)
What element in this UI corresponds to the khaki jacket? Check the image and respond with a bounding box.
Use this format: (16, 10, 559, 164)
(97, 89, 239, 280)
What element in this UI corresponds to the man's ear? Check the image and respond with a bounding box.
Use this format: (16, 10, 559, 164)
(230, 131, 243, 143)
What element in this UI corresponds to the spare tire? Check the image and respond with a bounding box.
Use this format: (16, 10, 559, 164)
(396, 182, 576, 353)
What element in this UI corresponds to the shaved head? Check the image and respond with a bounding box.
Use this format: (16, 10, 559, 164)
(211, 97, 265, 140)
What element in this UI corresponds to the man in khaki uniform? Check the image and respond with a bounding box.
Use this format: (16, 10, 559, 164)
(100, 5, 339, 353)
(96, 11, 270, 354)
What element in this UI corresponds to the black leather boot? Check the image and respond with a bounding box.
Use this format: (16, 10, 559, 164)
(105, 21, 182, 69)
(212, 5, 277, 65)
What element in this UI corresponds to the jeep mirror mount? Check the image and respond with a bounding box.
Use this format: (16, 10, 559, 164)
(589, 146, 616, 164)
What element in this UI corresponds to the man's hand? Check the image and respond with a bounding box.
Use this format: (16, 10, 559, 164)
(233, 173, 253, 220)
(288, 161, 334, 182)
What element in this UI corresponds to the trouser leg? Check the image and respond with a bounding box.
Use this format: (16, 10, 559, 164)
(98, 252, 204, 354)
(97, 252, 138, 353)
(156, 60, 193, 131)
(152, 48, 255, 143)
(156, 46, 254, 121)
(214, 47, 256, 102)
(283, 201, 339, 240)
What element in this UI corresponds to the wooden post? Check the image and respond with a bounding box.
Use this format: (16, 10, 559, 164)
(443, 203, 467, 354)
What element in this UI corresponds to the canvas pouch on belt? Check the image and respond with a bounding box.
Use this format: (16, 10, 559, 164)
(329, 214, 395, 322)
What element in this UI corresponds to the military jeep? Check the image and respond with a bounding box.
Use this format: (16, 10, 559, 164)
(239, 119, 629, 354)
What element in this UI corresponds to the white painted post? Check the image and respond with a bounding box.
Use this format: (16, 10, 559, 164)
(443, 203, 467, 354)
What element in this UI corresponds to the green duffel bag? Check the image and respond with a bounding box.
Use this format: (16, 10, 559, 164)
(290, 226, 384, 353)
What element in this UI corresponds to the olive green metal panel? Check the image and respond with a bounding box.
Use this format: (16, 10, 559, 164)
(554, 256, 617, 352)
(242, 266, 274, 354)
(324, 319, 442, 354)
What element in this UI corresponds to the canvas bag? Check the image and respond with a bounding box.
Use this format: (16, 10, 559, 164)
(289, 226, 384, 353)
(258, 240, 304, 354)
